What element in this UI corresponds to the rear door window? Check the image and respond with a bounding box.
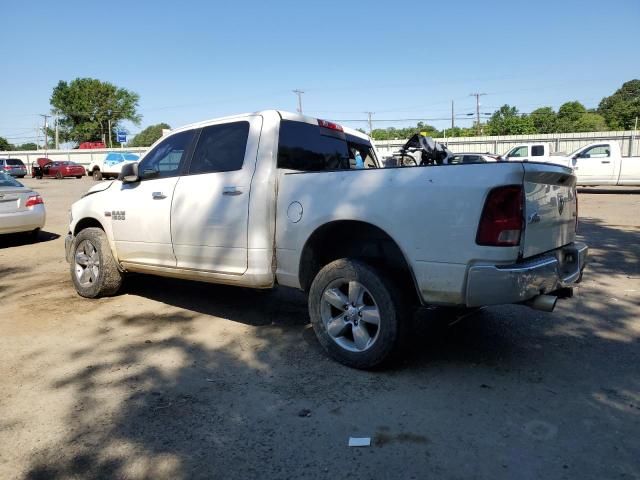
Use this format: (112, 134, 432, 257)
(189, 121, 250, 174)
(531, 146, 545, 157)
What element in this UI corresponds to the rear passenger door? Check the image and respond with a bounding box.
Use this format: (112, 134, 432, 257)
(171, 116, 262, 274)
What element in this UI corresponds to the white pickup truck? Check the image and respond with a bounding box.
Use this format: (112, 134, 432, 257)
(65, 110, 587, 368)
(87, 152, 140, 181)
(502, 141, 640, 186)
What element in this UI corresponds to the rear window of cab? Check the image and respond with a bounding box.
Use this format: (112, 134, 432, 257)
(277, 120, 377, 171)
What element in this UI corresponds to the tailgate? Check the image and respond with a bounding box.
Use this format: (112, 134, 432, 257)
(0, 188, 32, 213)
(521, 163, 577, 258)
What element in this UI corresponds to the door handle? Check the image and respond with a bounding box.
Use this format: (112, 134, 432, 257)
(223, 186, 243, 196)
(601, 160, 611, 164)
(152, 192, 166, 199)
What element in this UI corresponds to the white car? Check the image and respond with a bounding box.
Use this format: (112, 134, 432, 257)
(66, 110, 587, 369)
(87, 152, 140, 181)
(447, 153, 499, 164)
(0, 173, 46, 237)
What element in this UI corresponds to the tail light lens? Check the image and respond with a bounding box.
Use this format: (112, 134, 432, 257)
(25, 195, 44, 207)
(476, 185, 523, 246)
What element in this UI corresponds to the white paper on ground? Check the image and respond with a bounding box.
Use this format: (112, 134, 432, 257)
(348, 437, 371, 447)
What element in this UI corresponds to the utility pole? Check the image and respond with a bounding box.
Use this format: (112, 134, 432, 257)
(451, 100, 454, 130)
(365, 112, 374, 135)
(108, 119, 113, 148)
(292, 89, 304, 114)
(469, 93, 487, 135)
(54, 115, 59, 150)
(39, 114, 50, 148)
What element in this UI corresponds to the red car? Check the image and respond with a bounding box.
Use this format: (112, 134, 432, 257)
(33, 158, 85, 179)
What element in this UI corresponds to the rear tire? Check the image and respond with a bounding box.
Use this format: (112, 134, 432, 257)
(70, 228, 123, 298)
(93, 170, 102, 181)
(308, 258, 408, 369)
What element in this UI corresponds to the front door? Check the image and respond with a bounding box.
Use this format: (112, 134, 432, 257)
(171, 116, 262, 274)
(572, 144, 616, 184)
(110, 130, 196, 267)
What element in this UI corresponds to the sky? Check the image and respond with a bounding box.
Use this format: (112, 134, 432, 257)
(1, 0, 639, 146)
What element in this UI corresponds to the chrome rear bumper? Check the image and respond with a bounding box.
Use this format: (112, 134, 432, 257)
(466, 242, 588, 307)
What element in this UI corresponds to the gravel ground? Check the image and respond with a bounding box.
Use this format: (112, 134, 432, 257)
(1, 177, 638, 480)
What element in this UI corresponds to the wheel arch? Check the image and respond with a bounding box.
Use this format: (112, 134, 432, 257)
(298, 220, 422, 305)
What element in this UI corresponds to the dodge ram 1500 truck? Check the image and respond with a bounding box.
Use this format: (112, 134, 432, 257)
(65, 110, 588, 368)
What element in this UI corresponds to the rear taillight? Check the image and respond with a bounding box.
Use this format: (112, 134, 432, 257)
(25, 195, 43, 207)
(3, 166, 11, 170)
(317, 119, 344, 132)
(476, 185, 523, 246)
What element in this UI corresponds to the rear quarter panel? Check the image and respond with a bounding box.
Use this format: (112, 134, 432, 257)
(275, 163, 527, 304)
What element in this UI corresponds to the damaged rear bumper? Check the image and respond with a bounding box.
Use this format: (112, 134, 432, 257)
(465, 242, 588, 308)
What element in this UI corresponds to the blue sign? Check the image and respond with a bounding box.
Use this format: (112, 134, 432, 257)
(117, 131, 127, 143)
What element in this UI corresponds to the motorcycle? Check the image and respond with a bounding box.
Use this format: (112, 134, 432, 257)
(385, 133, 453, 167)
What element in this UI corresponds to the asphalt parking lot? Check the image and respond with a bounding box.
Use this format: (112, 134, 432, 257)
(1, 177, 638, 480)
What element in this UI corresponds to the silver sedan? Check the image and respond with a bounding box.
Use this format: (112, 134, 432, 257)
(0, 173, 46, 237)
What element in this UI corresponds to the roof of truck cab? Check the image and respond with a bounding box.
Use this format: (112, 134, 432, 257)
(170, 110, 371, 142)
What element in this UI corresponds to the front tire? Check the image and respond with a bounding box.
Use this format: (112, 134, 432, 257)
(55, 172, 63, 179)
(308, 258, 407, 369)
(70, 227, 123, 298)
(93, 170, 102, 181)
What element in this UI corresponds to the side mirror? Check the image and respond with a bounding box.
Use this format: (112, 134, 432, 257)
(120, 162, 139, 183)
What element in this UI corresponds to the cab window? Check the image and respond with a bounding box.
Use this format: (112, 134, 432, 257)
(278, 120, 350, 171)
(137, 130, 195, 180)
(509, 146, 528, 158)
(580, 145, 610, 158)
(188, 121, 250, 174)
(531, 146, 544, 156)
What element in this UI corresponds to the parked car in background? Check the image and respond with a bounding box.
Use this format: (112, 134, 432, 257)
(77, 141, 106, 149)
(500, 143, 567, 163)
(87, 152, 140, 180)
(0, 172, 45, 238)
(447, 153, 499, 164)
(503, 141, 640, 186)
(0, 158, 28, 178)
(33, 158, 85, 179)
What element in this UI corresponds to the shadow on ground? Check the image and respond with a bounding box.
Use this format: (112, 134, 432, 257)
(0, 230, 59, 250)
(22, 216, 639, 479)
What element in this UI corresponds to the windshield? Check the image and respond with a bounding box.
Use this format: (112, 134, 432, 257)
(0, 172, 24, 187)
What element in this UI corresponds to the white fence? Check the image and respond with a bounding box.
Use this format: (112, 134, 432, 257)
(374, 130, 640, 159)
(2, 131, 638, 173)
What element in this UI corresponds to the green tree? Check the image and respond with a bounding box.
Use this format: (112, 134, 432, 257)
(530, 107, 557, 133)
(573, 112, 608, 132)
(50, 78, 141, 146)
(17, 143, 38, 151)
(485, 105, 536, 135)
(129, 123, 171, 147)
(598, 79, 640, 130)
(0, 137, 14, 151)
(556, 101, 587, 132)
